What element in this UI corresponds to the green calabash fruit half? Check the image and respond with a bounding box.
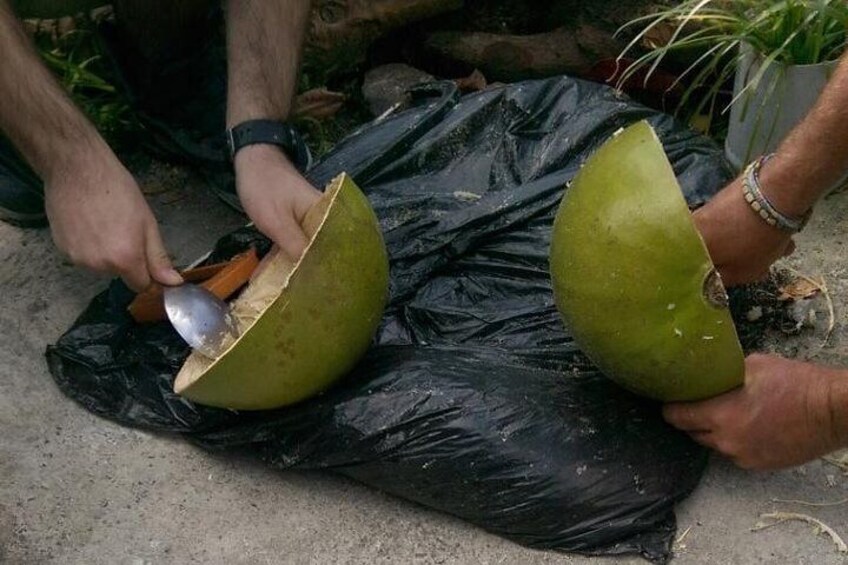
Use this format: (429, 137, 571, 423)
(174, 173, 389, 410)
(550, 121, 744, 402)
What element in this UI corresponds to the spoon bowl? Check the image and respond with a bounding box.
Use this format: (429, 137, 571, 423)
(164, 284, 240, 358)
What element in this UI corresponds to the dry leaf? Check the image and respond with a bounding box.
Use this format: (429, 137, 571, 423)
(641, 21, 677, 49)
(454, 69, 488, 92)
(780, 269, 836, 345)
(293, 88, 346, 120)
(778, 277, 822, 302)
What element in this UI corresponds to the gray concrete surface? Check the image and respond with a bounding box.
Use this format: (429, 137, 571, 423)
(2, 160, 848, 564)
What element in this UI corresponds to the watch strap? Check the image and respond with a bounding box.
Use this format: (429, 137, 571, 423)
(225, 119, 312, 172)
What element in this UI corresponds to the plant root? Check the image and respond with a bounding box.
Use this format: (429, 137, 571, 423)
(752, 512, 847, 554)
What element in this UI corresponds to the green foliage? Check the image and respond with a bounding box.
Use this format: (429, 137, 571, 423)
(32, 17, 139, 145)
(617, 0, 848, 128)
(32, 16, 367, 158)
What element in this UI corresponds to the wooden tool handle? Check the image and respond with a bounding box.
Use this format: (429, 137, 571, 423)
(128, 248, 260, 323)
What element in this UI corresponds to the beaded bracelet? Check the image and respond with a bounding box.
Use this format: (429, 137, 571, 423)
(742, 154, 812, 233)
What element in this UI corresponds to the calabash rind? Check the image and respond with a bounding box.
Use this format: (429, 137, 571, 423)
(550, 121, 744, 402)
(174, 173, 390, 410)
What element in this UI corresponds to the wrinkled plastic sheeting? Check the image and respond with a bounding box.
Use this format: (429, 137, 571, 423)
(47, 77, 736, 562)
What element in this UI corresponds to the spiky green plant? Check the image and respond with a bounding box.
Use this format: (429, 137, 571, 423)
(617, 0, 848, 127)
(32, 16, 138, 145)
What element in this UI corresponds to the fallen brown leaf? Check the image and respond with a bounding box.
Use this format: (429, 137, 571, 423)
(778, 276, 821, 302)
(641, 20, 677, 50)
(454, 69, 488, 92)
(779, 269, 836, 346)
(293, 88, 346, 120)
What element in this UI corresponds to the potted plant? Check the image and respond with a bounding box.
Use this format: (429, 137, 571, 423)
(616, 0, 847, 169)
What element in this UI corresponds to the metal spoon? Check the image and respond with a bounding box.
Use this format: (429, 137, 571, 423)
(164, 284, 240, 359)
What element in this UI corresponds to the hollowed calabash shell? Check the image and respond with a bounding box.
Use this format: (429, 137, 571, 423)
(174, 173, 390, 410)
(550, 121, 744, 401)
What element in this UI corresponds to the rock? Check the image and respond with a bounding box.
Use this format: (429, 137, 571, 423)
(361, 63, 435, 116)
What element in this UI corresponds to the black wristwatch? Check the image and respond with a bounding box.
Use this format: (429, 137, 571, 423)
(225, 119, 312, 172)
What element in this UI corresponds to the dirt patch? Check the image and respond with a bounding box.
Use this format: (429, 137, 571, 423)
(746, 189, 848, 365)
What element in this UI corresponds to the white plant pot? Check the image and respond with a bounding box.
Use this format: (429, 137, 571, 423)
(725, 44, 838, 170)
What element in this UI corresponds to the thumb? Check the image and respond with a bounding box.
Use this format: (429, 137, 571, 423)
(264, 215, 310, 262)
(662, 401, 713, 433)
(144, 223, 183, 286)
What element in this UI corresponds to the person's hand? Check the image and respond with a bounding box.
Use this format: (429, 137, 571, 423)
(234, 145, 321, 260)
(44, 148, 182, 292)
(663, 354, 847, 470)
(693, 178, 795, 287)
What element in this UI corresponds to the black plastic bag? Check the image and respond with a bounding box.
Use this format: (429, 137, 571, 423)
(47, 76, 736, 562)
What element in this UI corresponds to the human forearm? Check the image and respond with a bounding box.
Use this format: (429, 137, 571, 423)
(0, 0, 106, 182)
(759, 53, 848, 216)
(225, 0, 311, 126)
(0, 1, 180, 290)
(224, 0, 320, 261)
(693, 52, 848, 286)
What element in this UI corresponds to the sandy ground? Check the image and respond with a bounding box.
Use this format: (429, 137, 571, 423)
(2, 160, 848, 564)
